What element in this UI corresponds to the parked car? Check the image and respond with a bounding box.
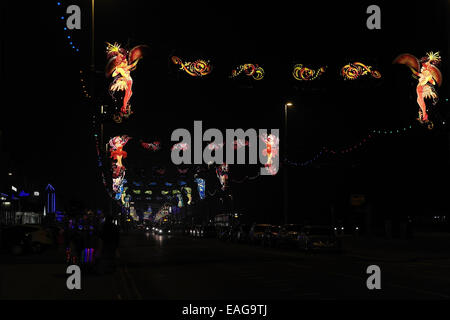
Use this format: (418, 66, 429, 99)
(262, 225, 281, 247)
(191, 225, 198, 237)
(333, 221, 361, 236)
(172, 222, 186, 234)
(136, 223, 144, 230)
(161, 225, 173, 235)
(191, 225, 202, 237)
(184, 224, 193, 236)
(153, 225, 172, 235)
(44, 225, 64, 247)
(0, 225, 53, 255)
(232, 224, 251, 243)
(196, 225, 216, 238)
(217, 227, 232, 241)
(297, 225, 341, 251)
(248, 224, 272, 244)
(274, 224, 303, 247)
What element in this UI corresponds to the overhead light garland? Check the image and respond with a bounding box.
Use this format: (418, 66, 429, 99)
(231, 172, 261, 184)
(140, 140, 161, 151)
(341, 62, 381, 80)
(293, 64, 327, 81)
(230, 64, 265, 80)
(155, 167, 166, 175)
(172, 142, 190, 151)
(171, 56, 212, 77)
(177, 168, 189, 175)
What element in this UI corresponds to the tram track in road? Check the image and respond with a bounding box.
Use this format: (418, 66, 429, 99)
(115, 250, 143, 300)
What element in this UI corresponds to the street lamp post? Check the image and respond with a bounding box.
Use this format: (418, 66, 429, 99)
(284, 102, 294, 225)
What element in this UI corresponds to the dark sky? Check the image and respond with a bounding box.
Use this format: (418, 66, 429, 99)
(2, 0, 449, 221)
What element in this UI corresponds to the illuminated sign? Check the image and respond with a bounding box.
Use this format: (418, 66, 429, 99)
(19, 191, 30, 197)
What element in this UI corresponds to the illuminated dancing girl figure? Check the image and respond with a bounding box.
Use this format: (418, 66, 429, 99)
(261, 133, 279, 175)
(106, 42, 148, 119)
(109, 135, 131, 179)
(393, 51, 442, 129)
(216, 164, 229, 191)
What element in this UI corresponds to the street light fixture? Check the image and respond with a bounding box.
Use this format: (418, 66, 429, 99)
(284, 101, 295, 225)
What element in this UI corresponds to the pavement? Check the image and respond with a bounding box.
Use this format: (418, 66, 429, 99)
(342, 232, 450, 262)
(1, 231, 450, 300)
(0, 247, 118, 299)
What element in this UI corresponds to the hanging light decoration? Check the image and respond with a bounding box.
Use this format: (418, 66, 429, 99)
(230, 64, 265, 80)
(105, 42, 149, 120)
(341, 62, 381, 80)
(393, 51, 442, 130)
(293, 64, 326, 81)
(171, 56, 212, 77)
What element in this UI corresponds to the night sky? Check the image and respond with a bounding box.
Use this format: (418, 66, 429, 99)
(2, 1, 449, 222)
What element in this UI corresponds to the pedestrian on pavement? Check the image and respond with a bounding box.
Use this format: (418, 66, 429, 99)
(97, 216, 120, 274)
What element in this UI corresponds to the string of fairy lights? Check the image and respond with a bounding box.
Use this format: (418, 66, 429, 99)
(92, 115, 113, 200)
(286, 123, 415, 167)
(57, 1, 80, 53)
(79, 70, 92, 99)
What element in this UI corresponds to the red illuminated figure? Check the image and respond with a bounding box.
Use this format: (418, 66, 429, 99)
(261, 133, 279, 175)
(106, 42, 148, 119)
(216, 164, 229, 191)
(393, 51, 442, 129)
(109, 135, 131, 178)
